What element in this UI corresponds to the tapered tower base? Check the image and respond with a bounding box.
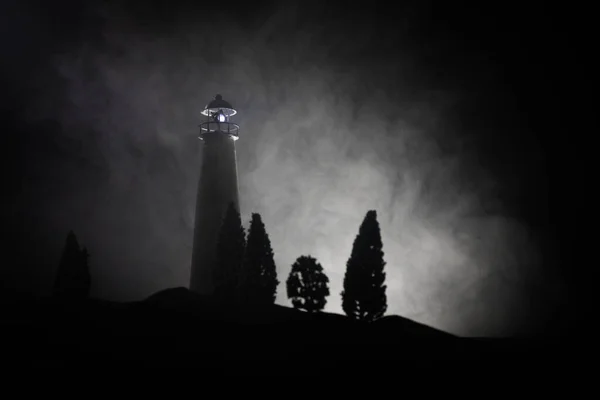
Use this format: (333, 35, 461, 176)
(189, 130, 240, 295)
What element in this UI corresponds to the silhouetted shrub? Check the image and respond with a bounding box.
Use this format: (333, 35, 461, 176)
(341, 210, 387, 322)
(213, 202, 246, 302)
(53, 231, 91, 300)
(286, 255, 329, 313)
(239, 213, 279, 305)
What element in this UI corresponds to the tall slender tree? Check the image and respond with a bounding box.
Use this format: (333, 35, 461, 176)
(213, 202, 246, 302)
(341, 210, 387, 322)
(53, 231, 91, 300)
(239, 213, 279, 305)
(286, 255, 330, 313)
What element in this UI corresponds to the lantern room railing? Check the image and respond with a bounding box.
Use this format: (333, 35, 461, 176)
(199, 106, 239, 141)
(199, 121, 240, 141)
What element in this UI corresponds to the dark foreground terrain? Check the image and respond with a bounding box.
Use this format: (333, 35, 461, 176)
(1, 287, 573, 372)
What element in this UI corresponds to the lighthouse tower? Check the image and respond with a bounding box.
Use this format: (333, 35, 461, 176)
(189, 94, 241, 295)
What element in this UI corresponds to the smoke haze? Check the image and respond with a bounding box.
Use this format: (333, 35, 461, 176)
(2, 1, 566, 336)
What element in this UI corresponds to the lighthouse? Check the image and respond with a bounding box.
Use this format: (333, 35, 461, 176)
(189, 94, 241, 295)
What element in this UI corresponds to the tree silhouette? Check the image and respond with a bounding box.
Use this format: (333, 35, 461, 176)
(213, 202, 246, 302)
(239, 213, 279, 305)
(286, 255, 329, 313)
(53, 231, 91, 300)
(341, 210, 387, 322)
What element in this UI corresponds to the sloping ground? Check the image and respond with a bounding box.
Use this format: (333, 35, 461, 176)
(0, 287, 573, 372)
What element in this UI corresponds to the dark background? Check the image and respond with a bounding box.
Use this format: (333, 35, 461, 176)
(0, 0, 586, 335)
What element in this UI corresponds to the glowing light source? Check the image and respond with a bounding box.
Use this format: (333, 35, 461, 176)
(211, 111, 226, 123)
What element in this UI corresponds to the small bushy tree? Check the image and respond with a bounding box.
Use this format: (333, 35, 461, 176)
(286, 255, 329, 313)
(213, 202, 246, 301)
(239, 213, 279, 305)
(341, 210, 387, 322)
(53, 231, 91, 300)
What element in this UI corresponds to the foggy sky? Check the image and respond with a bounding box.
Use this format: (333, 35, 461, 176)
(2, 1, 568, 336)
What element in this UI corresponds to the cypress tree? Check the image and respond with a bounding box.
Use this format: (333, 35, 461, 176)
(341, 210, 387, 322)
(286, 255, 330, 313)
(53, 231, 91, 300)
(213, 202, 246, 302)
(239, 213, 279, 305)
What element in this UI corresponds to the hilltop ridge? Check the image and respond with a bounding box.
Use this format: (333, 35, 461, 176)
(0, 287, 570, 371)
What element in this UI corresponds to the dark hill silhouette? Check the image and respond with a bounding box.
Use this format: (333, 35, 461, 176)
(373, 315, 457, 338)
(0, 287, 572, 372)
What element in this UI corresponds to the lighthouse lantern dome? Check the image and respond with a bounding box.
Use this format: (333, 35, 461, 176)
(199, 94, 240, 140)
